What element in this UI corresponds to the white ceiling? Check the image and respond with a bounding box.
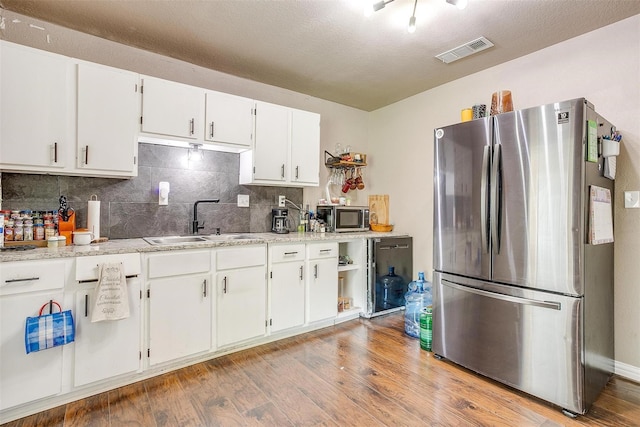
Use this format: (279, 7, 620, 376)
(1, 0, 639, 111)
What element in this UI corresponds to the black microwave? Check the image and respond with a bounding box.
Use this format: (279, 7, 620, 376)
(316, 205, 370, 232)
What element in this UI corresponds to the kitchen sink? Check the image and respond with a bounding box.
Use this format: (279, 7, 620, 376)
(143, 236, 209, 245)
(144, 234, 263, 245)
(203, 234, 263, 241)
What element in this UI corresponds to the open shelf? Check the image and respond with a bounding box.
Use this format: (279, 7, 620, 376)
(338, 264, 360, 272)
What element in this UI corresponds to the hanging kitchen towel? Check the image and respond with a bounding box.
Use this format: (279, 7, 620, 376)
(25, 301, 75, 354)
(91, 262, 130, 322)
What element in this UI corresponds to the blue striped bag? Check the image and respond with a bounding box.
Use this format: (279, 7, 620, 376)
(25, 301, 75, 354)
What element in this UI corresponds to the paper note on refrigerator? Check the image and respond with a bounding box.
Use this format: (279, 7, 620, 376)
(589, 186, 613, 244)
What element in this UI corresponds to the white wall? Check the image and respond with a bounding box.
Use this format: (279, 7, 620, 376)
(367, 15, 640, 373)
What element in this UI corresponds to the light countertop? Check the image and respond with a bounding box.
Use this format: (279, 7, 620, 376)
(0, 231, 409, 262)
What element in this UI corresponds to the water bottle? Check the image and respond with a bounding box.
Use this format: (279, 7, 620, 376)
(378, 266, 404, 310)
(420, 307, 432, 351)
(404, 272, 430, 338)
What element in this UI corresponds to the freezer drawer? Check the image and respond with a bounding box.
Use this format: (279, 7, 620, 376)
(433, 272, 586, 413)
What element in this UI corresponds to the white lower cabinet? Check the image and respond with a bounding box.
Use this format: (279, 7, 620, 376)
(216, 246, 267, 348)
(0, 260, 68, 411)
(73, 277, 142, 387)
(146, 250, 212, 366)
(306, 242, 339, 323)
(269, 243, 306, 333)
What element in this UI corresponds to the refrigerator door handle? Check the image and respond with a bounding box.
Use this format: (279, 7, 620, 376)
(481, 145, 490, 253)
(442, 279, 562, 310)
(491, 143, 503, 253)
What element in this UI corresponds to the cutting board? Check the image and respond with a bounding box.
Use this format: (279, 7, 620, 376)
(368, 195, 389, 225)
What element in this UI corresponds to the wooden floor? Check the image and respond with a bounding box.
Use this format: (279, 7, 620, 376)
(3, 312, 639, 426)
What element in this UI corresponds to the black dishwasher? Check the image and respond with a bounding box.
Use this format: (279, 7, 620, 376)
(365, 236, 413, 317)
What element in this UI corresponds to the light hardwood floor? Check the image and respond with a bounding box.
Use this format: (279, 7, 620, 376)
(3, 312, 639, 426)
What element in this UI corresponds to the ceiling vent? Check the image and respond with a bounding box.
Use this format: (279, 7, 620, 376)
(435, 36, 494, 64)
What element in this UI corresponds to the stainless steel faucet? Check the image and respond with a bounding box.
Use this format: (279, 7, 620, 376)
(192, 199, 220, 234)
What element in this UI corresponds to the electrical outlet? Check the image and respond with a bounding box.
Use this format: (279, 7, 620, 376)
(237, 194, 250, 207)
(278, 195, 286, 207)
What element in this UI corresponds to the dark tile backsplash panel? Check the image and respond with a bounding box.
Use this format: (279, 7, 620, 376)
(1, 143, 302, 238)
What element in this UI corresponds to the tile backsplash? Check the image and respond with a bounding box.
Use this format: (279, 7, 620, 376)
(1, 143, 302, 238)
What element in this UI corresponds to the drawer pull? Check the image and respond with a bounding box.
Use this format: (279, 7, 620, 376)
(203, 279, 207, 298)
(299, 266, 304, 280)
(319, 249, 333, 253)
(284, 251, 298, 256)
(5, 277, 40, 283)
(85, 294, 89, 317)
(314, 264, 318, 279)
(223, 276, 228, 294)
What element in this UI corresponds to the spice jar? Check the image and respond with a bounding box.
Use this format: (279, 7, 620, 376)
(45, 223, 56, 240)
(24, 224, 34, 241)
(34, 223, 45, 240)
(14, 220, 24, 241)
(5, 219, 14, 241)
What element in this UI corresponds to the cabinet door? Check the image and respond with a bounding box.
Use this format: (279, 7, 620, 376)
(148, 274, 211, 366)
(76, 62, 139, 175)
(74, 278, 141, 387)
(253, 101, 289, 182)
(141, 76, 203, 140)
(0, 42, 71, 170)
(204, 91, 253, 147)
(270, 261, 305, 333)
(0, 291, 64, 410)
(217, 266, 266, 347)
(307, 258, 338, 323)
(290, 109, 320, 185)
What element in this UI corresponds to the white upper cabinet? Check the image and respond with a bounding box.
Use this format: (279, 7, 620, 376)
(0, 41, 72, 171)
(140, 75, 204, 141)
(249, 100, 290, 182)
(239, 102, 320, 187)
(0, 41, 139, 178)
(204, 90, 253, 148)
(76, 62, 139, 176)
(290, 108, 320, 186)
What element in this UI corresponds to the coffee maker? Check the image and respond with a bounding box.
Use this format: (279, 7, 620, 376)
(271, 208, 289, 234)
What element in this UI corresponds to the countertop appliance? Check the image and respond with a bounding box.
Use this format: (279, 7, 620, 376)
(271, 208, 289, 234)
(364, 236, 412, 317)
(316, 205, 370, 232)
(432, 98, 614, 416)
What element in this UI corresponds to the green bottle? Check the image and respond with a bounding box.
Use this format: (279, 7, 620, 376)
(419, 307, 432, 351)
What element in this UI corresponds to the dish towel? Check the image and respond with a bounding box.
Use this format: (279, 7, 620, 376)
(91, 262, 130, 322)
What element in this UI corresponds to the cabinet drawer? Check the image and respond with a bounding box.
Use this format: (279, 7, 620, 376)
(76, 253, 141, 281)
(0, 260, 67, 296)
(217, 245, 266, 270)
(270, 244, 306, 263)
(307, 242, 339, 259)
(147, 250, 211, 278)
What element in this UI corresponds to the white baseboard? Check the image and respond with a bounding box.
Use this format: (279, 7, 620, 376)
(615, 360, 640, 383)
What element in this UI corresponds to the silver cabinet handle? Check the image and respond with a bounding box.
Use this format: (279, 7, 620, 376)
(295, 166, 299, 179)
(442, 280, 561, 310)
(4, 277, 40, 283)
(284, 251, 298, 256)
(85, 294, 89, 317)
(281, 164, 285, 179)
(53, 142, 58, 163)
(480, 145, 490, 254)
(210, 122, 214, 138)
(84, 145, 89, 165)
(203, 279, 207, 298)
(314, 264, 318, 279)
(223, 276, 228, 294)
(319, 249, 332, 253)
(299, 266, 304, 280)
(190, 118, 195, 135)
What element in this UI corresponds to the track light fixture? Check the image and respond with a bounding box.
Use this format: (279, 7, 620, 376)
(365, 0, 468, 33)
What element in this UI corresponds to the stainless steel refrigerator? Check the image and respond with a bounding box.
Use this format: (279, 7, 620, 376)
(432, 98, 614, 416)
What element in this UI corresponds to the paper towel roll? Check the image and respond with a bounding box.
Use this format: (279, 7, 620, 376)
(87, 195, 100, 241)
